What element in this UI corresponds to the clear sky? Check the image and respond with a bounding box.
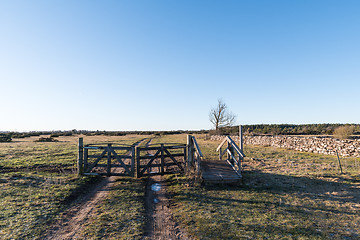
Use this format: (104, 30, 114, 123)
(1, 0, 359, 131)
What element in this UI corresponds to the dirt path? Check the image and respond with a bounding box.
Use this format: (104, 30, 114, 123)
(45, 137, 190, 240)
(45, 176, 115, 240)
(142, 175, 191, 240)
(45, 139, 148, 240)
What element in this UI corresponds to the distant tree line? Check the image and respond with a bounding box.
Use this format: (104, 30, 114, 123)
(0, 129, 210, 141)
(217, 124, 360, 136)
(1, 124, 359, 142)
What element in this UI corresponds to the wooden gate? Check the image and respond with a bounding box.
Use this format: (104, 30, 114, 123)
(136, 143, 186, 177)
(78, 140, 135, 177)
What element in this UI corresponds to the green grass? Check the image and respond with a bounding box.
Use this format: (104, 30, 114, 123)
(0, 172, 99, 239)
(1, 133, 359, 239)
(160, 134, 360, 240)
(0, 134, 147, 169)
(0, 134, 148, 239)
(78, 177, 146, 239)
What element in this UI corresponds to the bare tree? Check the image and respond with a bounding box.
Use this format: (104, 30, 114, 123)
(209, 99, 236, 132)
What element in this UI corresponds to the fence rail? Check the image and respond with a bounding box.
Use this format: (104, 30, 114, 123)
(77, 138, 186, 177)
(187, 135, 203, 176)
(136, 143, 186, 177)
(216, 136, 245, 177)
(79, 142, 135, 177)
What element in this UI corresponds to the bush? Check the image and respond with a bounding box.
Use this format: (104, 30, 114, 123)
(0, 134, 12, 142)
(333, 125, 355, 140)
(34, 137, 59, 142)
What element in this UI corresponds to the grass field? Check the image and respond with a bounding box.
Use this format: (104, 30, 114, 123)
(78, 177, 146, 239)
(161, 134, 360, 240)
(0, 134, 147, 239)
(0, 133, 359, 239)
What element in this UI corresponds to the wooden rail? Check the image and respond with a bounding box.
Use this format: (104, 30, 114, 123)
(78, 139, 135, 177)
(135, 143, 186, 177)
(216, 136, 245, 177)
(78, 138, 186, 178)
(187, 135, 203, 176)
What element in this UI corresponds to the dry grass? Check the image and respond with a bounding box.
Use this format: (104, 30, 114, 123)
(78, 177, 146, 239)
(159, 134, 360, 240)
(0, 134, 148, 239)
(1, 133, 359, 239)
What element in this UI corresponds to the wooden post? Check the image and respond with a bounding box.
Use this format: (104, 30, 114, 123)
(135, 147, 140, 178)
(131, 146, 135, 177)
(84, 147, 88, 173)
(107, 144, 112, 176)
(336, 150, 343, 174)
(230, 144, 235, 166)
(196, 154, 201, 177)
(239, 125, 243, 152)
(183, 146, 187, 169)
(187, 135, 192, 167)
(161, 144, 165, 175)
(77, 138, 84, 175)
(219, 145, 222, 161)
(227, 141, 231, 162)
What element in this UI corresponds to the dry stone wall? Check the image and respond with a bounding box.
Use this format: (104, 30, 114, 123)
(210, 135, 360, 158)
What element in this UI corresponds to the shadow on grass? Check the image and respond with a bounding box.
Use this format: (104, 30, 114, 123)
(201, 170, 360, 205)
(167, 171, 360, 239)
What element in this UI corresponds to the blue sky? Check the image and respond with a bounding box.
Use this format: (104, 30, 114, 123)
(1, 0, 359, 131)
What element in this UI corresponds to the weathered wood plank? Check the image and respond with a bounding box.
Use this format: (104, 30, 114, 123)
(139, 163, 178, 168)
(164, 148, 184, 171)
(139, 149, 161, 175)
(85, 149, 107, 172)
(83, 172, 131, 176)
(93, 164, 132, 168)
(78, 138, 84, 175)
(191, 136, 203, 157)
(161, 144, 165, 174)
(107, 145, 111, 175)
(109, 147, 131, 174)
(201, 160, 242, 183)
(131, 147, 135, 177)
(227, 136, 245, 158)
(216, 137, 228, 152)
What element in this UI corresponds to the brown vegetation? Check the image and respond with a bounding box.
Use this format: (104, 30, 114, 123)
(333, 125, 355, 139)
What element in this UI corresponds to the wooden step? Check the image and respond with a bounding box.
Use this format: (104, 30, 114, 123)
(201, 160, 242, 184)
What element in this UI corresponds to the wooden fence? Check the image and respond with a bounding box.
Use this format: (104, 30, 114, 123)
(216, 136, 245, 176)
(78, 140, 135, 177)
(187, 135, 203, 176)
(77, 138, 186, 177)
(136, 143, 186, 177)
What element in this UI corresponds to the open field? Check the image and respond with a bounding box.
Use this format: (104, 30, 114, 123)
(161, 134, 360, 239)
(0, 134, 148, 239)
(0, 133, 359, 239)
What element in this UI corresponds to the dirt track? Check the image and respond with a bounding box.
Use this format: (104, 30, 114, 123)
(45, 176, 115, 240)
(143, 175, 191, 240)
(45, 138, 191, 239)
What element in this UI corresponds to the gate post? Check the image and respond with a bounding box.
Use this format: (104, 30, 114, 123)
(160, 144, 165, 174)
(239, 125, 243, 152)
(107, 144, 112, 176)
(77, 138, 84, 176)
(84, 147, 88, 173)
(135, 146, 140, 178)
(187, 135, 192, 167)
(131, 146, 135, 177)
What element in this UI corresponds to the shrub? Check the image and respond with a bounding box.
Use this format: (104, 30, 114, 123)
(333, 125, 355, 140)
(34, 137, 59, 142)
(0, 134, 12, 142)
